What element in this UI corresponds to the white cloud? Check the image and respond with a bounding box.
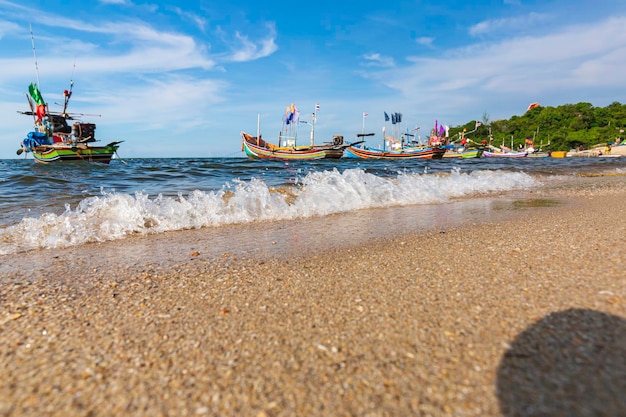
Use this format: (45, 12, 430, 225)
(0, 19, 20, 39)
(469, 12, 550, 37)
(416, 37, 434, 47)
(362, 53, 395, 68)
(226, 23, 278, 62)
(170, 6, 208, 32)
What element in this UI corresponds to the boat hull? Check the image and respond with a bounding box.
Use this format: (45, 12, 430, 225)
(30, 143, 120, 164)
(483, 150, 527, 158)
(443, 149, 483, 159)
(241, 132, 344, 160)
(344, 145, 445, 160)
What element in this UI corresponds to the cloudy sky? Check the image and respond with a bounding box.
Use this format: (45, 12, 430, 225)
(2, 0, 626, 159)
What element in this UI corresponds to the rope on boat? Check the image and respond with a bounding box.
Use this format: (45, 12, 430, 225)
(115, 151, 127, 164)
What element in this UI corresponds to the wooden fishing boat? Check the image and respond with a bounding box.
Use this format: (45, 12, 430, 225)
(525, 150, 551, 158)
(443, 147, 483, 158)
(344, 143, 445, 159)
(18, 107, 122, 164)
(344, 123, 446, 160)
(19, 130, 122, 163)
(241, 132, 347, 160)
(18, 90, 122, 164)
(16, 30, 122, 164)
(241, 103, 357, 160)
(483, 149, 527, 158)
(479, 139, 527, 158)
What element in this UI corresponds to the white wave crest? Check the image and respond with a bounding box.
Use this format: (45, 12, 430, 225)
(0, 168, 538, 254)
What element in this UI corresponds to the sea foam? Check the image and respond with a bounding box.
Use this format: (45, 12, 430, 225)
(0, 168, 538, 255)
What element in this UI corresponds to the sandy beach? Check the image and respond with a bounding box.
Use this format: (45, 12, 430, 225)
(1, 175, 625, 416)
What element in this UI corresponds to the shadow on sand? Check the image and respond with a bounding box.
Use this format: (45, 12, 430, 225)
(497, 308, 626, 416)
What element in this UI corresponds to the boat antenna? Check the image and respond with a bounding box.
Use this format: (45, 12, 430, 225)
(62, 59, 76, 116)
(29, 24, 41, 89)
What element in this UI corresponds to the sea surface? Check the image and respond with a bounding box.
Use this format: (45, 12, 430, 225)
(1, 156, 625, 256)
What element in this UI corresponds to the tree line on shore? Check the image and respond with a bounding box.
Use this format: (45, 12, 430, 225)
(449, 102, 626, 151)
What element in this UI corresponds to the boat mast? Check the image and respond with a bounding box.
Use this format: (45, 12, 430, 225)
(362, 112, 367, 134)
(29, 24, 41, 89)
(310, 105, 316, 147)
(256, 113, 261, 146)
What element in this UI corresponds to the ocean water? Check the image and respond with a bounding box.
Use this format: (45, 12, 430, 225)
(1, 156, 625, 255)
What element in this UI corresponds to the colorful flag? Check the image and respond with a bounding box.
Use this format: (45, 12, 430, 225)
(35, 104, 46, 120)
(363, 112, 368, 118)
(315, 103, 320, 110)
(475, 121, 482, 129)
(28, 83, 44, 105)
(285, 105, 293, 125)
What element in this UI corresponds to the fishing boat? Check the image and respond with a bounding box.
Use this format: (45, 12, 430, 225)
(443, 147, 483, 158)
(17, 85, 122, 164)
(344, 142, 446, 159)
(241, 132, 347, 160)
(344, 115, 446, 160)
(443, 128, 485, 158)
(483, 147, 527, 158)
(241, 103, 354, 160)
(16, 31, 122, 164)
(442, 138, 484, 159)
(521, 132, 551, 157)
(483, 136, 527, 158)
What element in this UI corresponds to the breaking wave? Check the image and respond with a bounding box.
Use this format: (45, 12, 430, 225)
(0, 168, 538, 254)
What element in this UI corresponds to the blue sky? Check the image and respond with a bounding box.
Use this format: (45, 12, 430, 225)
(2, 0, 626, 159)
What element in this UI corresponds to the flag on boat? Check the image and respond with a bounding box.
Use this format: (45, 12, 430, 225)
(395, 113, 402, 123)
(315, 103, 320, 110)
(475, 121, 482, 129)
(284, 103, 299, 125)
(363, 112, 368, 118)
(384, 111, 389, 122)
(28, 83, 46, 120)
(36, 104, 46, 120)
(28, 83, 44, 105)
(525, 138, 533, 146)
(391, 113, 396, 124)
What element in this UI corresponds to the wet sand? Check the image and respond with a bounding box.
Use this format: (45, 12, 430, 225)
(1, 175, 625, 416)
